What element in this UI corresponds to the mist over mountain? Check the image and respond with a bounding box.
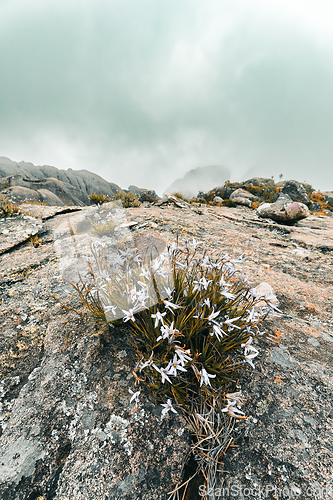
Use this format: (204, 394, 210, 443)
(165, 165, 231, 198)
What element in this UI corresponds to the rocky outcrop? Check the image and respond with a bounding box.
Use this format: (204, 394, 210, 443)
(0, 157, 121, 206)
(0, 203, 332, 499)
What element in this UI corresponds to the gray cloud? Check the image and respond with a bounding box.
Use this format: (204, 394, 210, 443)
(1, 0, 333, 194)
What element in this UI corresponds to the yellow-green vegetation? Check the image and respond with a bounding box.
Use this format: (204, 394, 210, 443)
(89, 193, 110, 205)
(0, 195, 21, 217)
(30, 234, 40, 247)
(172, 192, 191, 203)
(240, 182, 283, 203)
(59, 237, 277, 495)
(309, 191, 330, 212)
(90, 219, 116, 237)
(21, 200, 46, 206)
(114, 189, 140, 207)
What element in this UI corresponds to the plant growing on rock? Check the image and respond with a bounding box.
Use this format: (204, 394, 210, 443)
(0, 195, 21, 217)
(114, 189, 140, 208)
(89, 193, 110, 205)
(59, 231, 278, 499)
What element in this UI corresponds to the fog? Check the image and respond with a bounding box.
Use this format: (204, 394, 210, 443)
(1, 0, 333, 194)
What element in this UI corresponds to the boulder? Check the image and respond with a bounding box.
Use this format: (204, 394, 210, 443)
(230, 188, 258, 201)
(213, 196, 223, 204)
(230, 196, 252, 207)
(257, 194, 310, 223)
(229, 188, 257, 208)
(281, 180, 310, 205)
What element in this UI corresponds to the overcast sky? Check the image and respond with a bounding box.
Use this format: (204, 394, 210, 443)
(1, 0, 333, 193)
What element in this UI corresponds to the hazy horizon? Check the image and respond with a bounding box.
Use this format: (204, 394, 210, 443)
(1, 0, 333, 194)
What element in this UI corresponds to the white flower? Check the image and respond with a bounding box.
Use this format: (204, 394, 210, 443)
(223, 316, 241, 330)
(246, 308, 259, 323)
(211, 323, 225, 341)
(161, 399, 177, 416)
(164, 286, 174, 299)
(241, 337, 258, 356)
(175, 348, 192, 366)
(166, 355, 187, 376)
(156, 322, 179, 343)
(122, 308, 136, 322)
(159, 365, 173, 384)
(203, 298, 211, 308)
(244, 350, 258, 369)
(207, 309, 220, 323)
(141, 352, 160, 373)
(199, 368, 216, 387)
(163, 300, 182, 313)
(222, 400, 245, 418)
(221, 290, 236, 300)
(128, 388, 140, 407)
(151, 310, 167, 328)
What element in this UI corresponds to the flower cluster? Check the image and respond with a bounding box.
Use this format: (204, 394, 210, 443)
(86, 237, 275, 419)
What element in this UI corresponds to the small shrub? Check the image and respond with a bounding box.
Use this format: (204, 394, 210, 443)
(114, 190, 140, 208)
(89, 193, 110, 205)
(221, 199, 236, 207)
(58, 236, 278, 497)
(30, 234, 40, 247)
(0, 195, 21, 217)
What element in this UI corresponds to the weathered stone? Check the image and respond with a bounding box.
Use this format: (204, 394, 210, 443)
(230, 188, 258, 201)
(309, 201, 321, 212)
(213, 196, 223, 203)
(257, 194, 310, 223)
(281, 180, 310, 205)
(231, 196, 252, 207)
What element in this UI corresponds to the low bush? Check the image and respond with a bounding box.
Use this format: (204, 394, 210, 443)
(114, 190, 140, 208)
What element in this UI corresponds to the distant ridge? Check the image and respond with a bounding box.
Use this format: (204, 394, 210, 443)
(0, 157, 120, 206)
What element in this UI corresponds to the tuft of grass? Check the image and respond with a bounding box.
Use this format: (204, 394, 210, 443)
(172, 192, 191, 203)
(0, 195, 21, 217)
(58, 236, 278, 497)
(89, 193, 110, 205)
(30, 234, 40, 247)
